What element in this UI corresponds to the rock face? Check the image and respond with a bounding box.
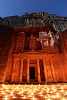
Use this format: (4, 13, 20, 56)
(4, 26, 67, 83)
(0, 26, 13, 83)
(0, 25, 67, 83)
(0, 12, 67, 32)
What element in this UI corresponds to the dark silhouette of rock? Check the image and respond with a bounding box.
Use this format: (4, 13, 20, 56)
(0, 12, 67, 32)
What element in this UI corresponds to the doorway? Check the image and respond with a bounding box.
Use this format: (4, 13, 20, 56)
(29, 67, 35, 80)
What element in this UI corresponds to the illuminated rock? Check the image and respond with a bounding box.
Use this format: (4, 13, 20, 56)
(0, 25, 67, 83)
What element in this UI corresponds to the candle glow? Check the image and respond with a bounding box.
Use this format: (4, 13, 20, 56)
(0, 84, 67, 100)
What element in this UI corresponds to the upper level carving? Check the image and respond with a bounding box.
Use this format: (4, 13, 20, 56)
(14, 30, 61, 53)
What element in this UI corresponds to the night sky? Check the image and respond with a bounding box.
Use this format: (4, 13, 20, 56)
(0, 0, 67, 17)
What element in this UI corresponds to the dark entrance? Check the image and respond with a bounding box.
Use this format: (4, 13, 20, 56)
(29, 67, 35, 79)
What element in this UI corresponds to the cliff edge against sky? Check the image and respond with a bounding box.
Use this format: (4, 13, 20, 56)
(0, 12, 67, 32)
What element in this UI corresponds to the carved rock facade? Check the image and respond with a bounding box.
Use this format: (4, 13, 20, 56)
(0, 25, 67, 83)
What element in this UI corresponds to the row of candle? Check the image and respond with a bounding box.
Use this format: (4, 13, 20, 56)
(0, 83, 67, 100)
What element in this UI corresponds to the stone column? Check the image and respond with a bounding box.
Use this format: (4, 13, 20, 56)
(61, 65, 65, 82)
(27, 59, 29, 82)
(20, 59, 23, 82)
(11, 57, 20, 82)
(37, 59, 41, 82)
(59, 56, 65, 82)
(11, 58, 16, 82)
(50, 58, 56, 82)
(43, 59, 47, 82)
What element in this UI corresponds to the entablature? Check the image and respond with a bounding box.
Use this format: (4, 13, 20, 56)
(13, 51, 55, 60)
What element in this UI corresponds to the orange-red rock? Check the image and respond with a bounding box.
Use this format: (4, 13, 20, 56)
(0, 25, 67, 83)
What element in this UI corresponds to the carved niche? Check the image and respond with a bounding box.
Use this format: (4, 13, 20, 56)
(15, 32, 25, 52)
(39, 31, 51, 50)
(28, 34, 37, 50)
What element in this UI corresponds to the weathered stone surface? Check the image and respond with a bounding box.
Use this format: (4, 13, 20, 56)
(0, 25, 67, 83)
(0, 26, 13, 83)
(0, 12, 67, 32)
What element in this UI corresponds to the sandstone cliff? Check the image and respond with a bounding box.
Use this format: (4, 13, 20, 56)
(0, 12, 67, 32)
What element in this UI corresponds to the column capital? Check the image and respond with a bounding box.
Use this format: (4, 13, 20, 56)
(13, 57, 20, 61)
(27, 59, 30, 61)
(37, 59, 39, 60)
(21, 59, 24, 61)
(37, 59, 39, 63)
